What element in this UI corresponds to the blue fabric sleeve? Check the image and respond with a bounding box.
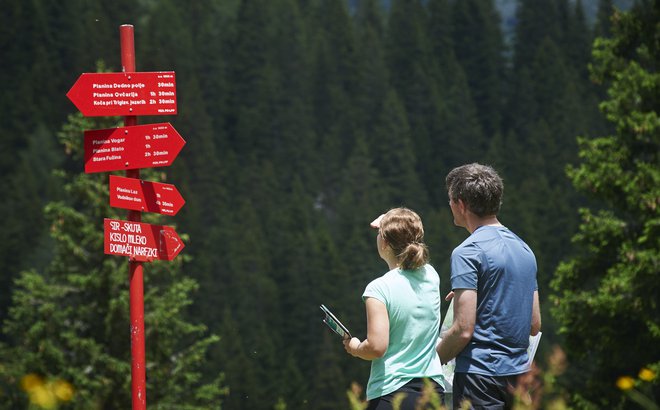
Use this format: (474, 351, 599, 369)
(450, 244, 480, 290)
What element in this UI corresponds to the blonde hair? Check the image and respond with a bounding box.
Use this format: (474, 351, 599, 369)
(379, 208, 429, 270)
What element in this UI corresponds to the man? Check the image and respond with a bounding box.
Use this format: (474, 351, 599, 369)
(436, 163, 541, 409)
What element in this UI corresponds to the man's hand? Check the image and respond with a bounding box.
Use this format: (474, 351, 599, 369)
(437, 289, 476, 364)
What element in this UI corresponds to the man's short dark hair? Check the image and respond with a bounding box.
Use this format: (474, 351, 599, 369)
(446, 163, 503, 217)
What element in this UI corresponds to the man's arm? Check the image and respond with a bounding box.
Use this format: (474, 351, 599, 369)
(344, 297, 389, 360)
(531, 290, 541, 336)
(436, 289, 476, 364)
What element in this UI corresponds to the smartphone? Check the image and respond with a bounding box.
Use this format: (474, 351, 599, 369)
(320, 304, 352, 340)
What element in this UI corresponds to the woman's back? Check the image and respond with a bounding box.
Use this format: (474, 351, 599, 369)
(363, 264, 444, 400)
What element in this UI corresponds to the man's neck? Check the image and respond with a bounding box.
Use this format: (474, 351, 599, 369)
(465, 215, 502, 234)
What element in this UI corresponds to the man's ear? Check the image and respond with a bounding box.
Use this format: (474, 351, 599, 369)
(456, 198, 467, 213)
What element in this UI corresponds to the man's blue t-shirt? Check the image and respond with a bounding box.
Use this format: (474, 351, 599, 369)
(450, 226, 537, 376)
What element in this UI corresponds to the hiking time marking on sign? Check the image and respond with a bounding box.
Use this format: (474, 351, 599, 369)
(67, 71, 177, 116)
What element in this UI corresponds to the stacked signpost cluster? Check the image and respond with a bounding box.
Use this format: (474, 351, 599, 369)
(67, 70, 185, 260)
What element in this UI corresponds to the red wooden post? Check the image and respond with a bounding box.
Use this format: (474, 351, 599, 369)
(120, 24, 147, 410)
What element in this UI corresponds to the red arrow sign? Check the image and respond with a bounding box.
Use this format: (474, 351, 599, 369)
(104, 218, 184, 262)
(67, 71, 177, 116)
(84, 123, 185, 173)
(109, 175, 185, 216)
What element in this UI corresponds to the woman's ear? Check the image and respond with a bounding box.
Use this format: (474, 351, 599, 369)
(380, 239, 388, 251)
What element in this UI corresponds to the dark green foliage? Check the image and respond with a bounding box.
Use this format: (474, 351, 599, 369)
(0, 124, 63, 318)
(428, 0, 487, 193)
(594, 0, 615, 38)
(513, 0, 563, 69)
(386, 0, 443, 190)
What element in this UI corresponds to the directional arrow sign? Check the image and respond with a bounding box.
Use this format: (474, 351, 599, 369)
(67, 71, 177, 116)
(104, 218, 184, 262)
(84, 123, 185, 173)
(109, 175, 185, 216)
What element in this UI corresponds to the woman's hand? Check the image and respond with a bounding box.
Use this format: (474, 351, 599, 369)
(343, 337, 361, 357)
(344, 298, 390, 360)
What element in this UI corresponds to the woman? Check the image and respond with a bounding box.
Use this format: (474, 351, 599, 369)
(344, 208, 445, 409)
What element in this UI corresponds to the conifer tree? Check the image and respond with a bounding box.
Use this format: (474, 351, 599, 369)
(212, 194, 282, 410)
(427, 0, 453, 61)
(562, 0, 591, 81)
(278, 178, 354, 409)
(427, 0, 486, 200)
(263, 0, 318, 187)
(438, 59, 486, 169)
(140, 0, 196, 75)
(354, 0, 389, 134)
(306, 0, 361, 207)
(369, 90, 429, 211)
(213, 308, 257, 410)
(512, 0, 562, 69)
(312, 333, 354, 410)
(335, 135, 389, 313)
(594, 0, 615, 38)
(355, 0, 385, 39)
(550, 2, 659, 407)
(331, 135, 389, 405)
(450, 0, 506, 138)
(186, 0, 238, 134)
(226, 0, 278, 158)
(0, 124, 63, 321)
(0, 0, 62, 158)
(386, 0, 444, 190)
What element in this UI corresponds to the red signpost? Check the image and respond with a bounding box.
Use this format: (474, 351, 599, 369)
(66, 24, 185, 410)
(84, 123, 185, 173)
(66, 71, 177, 116)
(109, 175, 185, 216)
(104, 218, 185, 261)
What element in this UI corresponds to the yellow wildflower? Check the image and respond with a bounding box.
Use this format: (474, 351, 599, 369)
(616, 376, 635, 391)
(638, 368, 656, 382)
(53, 379, 75, 402)
(20, 374, 43, 392)
(30, 384, 56, 409)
